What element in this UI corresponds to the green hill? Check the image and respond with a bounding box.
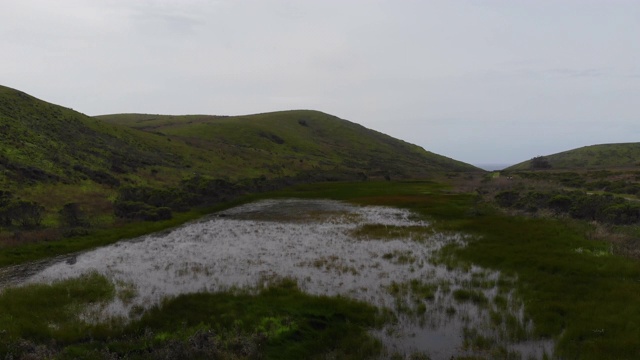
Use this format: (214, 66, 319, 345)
(96, 111, 478, 179)
(507, 143, 640, 171)
(0, 84, 479, 239)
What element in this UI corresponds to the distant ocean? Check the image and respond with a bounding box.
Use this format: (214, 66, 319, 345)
(474, 163, 512, 171)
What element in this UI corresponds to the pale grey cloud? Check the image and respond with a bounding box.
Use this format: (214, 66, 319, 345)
(1, 0, 639, 166)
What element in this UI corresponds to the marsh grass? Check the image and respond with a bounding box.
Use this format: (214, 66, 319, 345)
(122, 278, 385, 360)
(0, 277, 386, 359)
(385, 279, 437, 316)
(427, 206, 640, 358)
(0, 272, 114, 351)
(452, 289, 489, 306)
(279, 181, 640, 358)
(350, 224, 431, 242)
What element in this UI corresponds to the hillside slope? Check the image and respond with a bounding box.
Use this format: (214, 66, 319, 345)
(0, 85, 192, 188)
(0, 84, 478, 192)
(96, 111, 479, 178)
(507, 143, 640, 171)
(0, 85, 479, 236)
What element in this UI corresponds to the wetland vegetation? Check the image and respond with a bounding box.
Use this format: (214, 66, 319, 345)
(3, 85, 640, 359)
(2, 180, 640, 359)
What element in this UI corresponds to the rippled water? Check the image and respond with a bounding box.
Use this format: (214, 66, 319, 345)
(4, 199, 553, 359)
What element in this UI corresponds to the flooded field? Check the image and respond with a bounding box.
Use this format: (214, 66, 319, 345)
(5, 199, 553, 359)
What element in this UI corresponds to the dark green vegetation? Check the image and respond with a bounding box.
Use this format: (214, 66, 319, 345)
(0, 276, 383, 359)
(488, 167, 640, 259)
(508, 143, 640, 170)
(0, 84, 478, 252)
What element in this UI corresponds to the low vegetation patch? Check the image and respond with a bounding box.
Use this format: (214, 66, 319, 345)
(0, 277, 384, 359)
(350, 224, 430, 242)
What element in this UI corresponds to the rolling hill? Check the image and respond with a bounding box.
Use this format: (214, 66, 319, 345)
(506, 143, 640, 171)
(96, 111, 478, 179)
(0, 84, 479, 233)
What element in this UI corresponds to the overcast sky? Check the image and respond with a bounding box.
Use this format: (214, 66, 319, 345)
(2, 0, 639, 166)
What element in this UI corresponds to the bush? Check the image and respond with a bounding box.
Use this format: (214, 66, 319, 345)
(0, 191, 14, 227)
(114, 201, 173, 221)
(530, 156, 551, 169)
(516, 191, 551, 213)
(7, 201, 45, 229)
(58, 203, 89, 229)
(548, 195, 572, 213)
(492, 187, 640, 225)
(495, 190, 521, 208)
(602, 203, 640, 225)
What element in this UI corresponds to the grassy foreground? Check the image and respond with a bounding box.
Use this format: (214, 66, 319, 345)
(1, 181, 640, 358)
(0, 276, 383, 359)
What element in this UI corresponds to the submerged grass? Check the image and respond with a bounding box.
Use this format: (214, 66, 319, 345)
(350, 224, 430, 242)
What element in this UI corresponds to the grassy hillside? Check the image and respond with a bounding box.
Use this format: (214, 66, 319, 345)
(0, 86, 189, 186)
(0, 85, 479, 245)
(96, 111, 478, 178)
(507, 143, 640, 171)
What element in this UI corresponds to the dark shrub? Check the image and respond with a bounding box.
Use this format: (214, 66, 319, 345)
(602, 203, 640, 225)
(8, 201, 45, 229)
(516, 191, 551, 213)
(58, 203, 89, 228)
(548, 195, 573, 213)
(114, 201, 173, 221)
(495, 190, 521, 208)
(530, 156, 551, 169)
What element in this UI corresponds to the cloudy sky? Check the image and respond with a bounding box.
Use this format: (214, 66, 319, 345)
(2, 0, 639, 167)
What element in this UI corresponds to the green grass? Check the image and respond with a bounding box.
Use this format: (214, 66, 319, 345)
(452, 289, 489, 306)
(0, 272, 114, 348)
(427, 207, 640, 358)
(127, 279, 384, 360)
(0, 277, 385, 359)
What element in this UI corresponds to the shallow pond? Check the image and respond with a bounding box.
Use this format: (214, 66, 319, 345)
(5, 199, 553, 359)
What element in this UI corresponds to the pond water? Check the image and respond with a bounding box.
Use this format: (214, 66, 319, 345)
(3, 199, 553, 359)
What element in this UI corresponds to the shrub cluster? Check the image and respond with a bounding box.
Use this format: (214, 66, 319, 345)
(495, 189, 640, 225)
(585, 180, 640, 196)
(112, 170, 369, 222)
(0, 191, 45, 229)
(113, 176, 271, 221)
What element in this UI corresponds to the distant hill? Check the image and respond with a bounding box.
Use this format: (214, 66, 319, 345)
(506, 143, 640, 171)
(0, 85, 479, 229)
(97, 111, 478, 179)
